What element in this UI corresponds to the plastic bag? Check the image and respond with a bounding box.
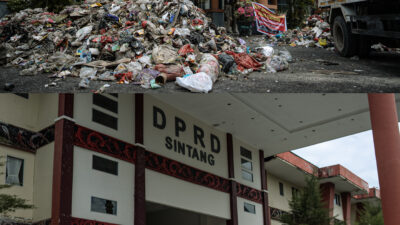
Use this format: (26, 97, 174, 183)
(174, 28, 191, 37)
(269, 55, 289, 72)
(197, 54, 220, 82)
(178, 44, 194, 56)
(152, 45, 179, 64)
(135, 69, 160, 88)
(260, 46, 274, 57)
(278, 48, 293, 62)
(176, 72, 213, 93)
(79, 67, 97, 78)
(126, 61, 143, 78)
(76, 26, 93, 41)
(218, 53, 235, 73)
(138, 56, 152, 67)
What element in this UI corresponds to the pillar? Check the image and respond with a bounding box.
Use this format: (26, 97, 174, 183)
(320, 182, 335, 218)
(259, 150, 271, 225)
(368, 93, 400, 225)
(341, 192, 351, 225)
(226, 133, 238, 225)
(134, 94, 146, 225)
(51, 94, 74, 225)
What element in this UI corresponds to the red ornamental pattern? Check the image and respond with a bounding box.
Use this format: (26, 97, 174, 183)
(236, 183, 263, 204)
(73, 125, 263, 204)
(145, 151, 231, 193)
(70, 218, 118, 225)
(74, 125, 137, 163)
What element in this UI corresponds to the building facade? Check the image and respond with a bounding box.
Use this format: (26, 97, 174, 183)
(0, 94, 383, 225)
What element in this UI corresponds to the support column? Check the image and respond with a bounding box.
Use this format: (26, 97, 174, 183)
(227, 133, 238, 225)
(259, 150, 271, 225)
(134, 94, 146, 225)
(341, 192, 351, 225)
(320, 182, 335, 218)
(368, 94, 400, 225)
(51, 94, 74, 225)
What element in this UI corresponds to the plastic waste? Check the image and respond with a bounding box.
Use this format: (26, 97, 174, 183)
(178, 44, 194, 56)
(152, 45, 179, 64)
(197, 54, 220, 82)
(79, 67, 97, 79)
(76, 26, 93, 41)
(269, 55, 289, 72)
(260, 46, 274, 58)
(218, 53, 235, 73)
(278, 48, 293, 62)
(176, 72, 213, 93)
(154, 64, 184, 83)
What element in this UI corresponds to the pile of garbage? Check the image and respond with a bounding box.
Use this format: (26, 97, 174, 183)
(0, 0, 291, 92)
(268, 15, 334, 50)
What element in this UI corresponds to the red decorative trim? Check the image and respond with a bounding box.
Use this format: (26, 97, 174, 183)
(146, 151, 231, 193)
(0, 121, 55, 152)
(74, 125, 136, 163)
(236, 183, 263, 204)
(134, 94, 145, 225)
(52, 94, 74, 225)
(320, 182, 335, 218)
(70, 218, 118, 225)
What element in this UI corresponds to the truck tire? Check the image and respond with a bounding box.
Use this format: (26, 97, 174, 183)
(333, 16, 357, 57)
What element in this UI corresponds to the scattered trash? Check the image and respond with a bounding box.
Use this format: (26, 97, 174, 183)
(176, 72, 213, 93)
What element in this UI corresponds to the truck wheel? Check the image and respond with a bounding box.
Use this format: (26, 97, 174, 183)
(333, 16, 356, 57)
(358, 36, 371, 58)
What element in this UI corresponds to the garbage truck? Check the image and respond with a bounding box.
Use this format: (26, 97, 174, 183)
(318, 0, 400, 57)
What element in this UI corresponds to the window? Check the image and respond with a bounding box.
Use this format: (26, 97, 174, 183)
(5, 156, 24, 186)
(92, 155, 118, 175)
(244, 202, 256, 214)
(92, 94, 118, 130)
(292, 187, 299, 198)
(91, 196, 117, 215)
(334, 194, 341, 206)
(279, 182, 284, 196)
(240, 147, 253, 182)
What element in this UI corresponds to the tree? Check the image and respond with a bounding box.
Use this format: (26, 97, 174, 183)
(0, 156, 33, 217)
(281, 175, 332, 225)
(356, 202, 384, 225)
(286, 0, 314, 28)
(30, 0, 74, 13)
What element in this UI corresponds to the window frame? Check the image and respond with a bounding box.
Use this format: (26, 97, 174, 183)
(92, 155, 118, 176)
(279, 182, 284, 196)
(91, 196, 118, 215)
(334, 194, 341, 206)
(244, 202, 256, 214)
(5, 156, 24, 186)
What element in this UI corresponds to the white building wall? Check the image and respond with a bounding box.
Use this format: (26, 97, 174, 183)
(32, 143, 54, 222)
(267, 173, 302, 212)
(237, 197, 263, 225)
(146, 169, 230, 219)
(0, 94, 40, 131)
(147, 208, 226, 225)
(143, 95, 228, 178)
(73, 94, 135, 144)
(0, 146, 35, 221)
(71, 147, 135, 225)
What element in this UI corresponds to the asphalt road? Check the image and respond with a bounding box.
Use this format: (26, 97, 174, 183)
(1, 43, 399, 93)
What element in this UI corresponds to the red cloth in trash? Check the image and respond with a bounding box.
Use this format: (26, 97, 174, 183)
(225, 51, 262, 71)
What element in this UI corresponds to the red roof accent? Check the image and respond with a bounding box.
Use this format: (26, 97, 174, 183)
(353, 188, 381, 200)
(275, 152, 370, 192)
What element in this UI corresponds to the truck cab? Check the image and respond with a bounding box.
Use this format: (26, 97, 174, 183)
(319, 0, 400, 57)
